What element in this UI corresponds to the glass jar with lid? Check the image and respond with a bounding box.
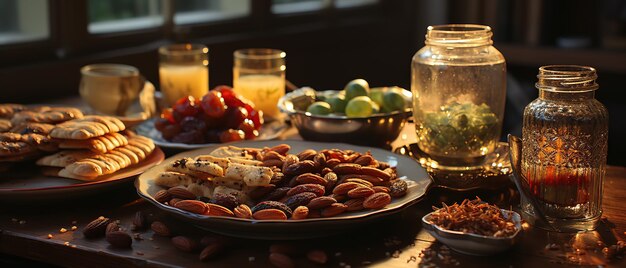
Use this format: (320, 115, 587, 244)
(521, 65, 608, 231)
(411, 24, 507, 170)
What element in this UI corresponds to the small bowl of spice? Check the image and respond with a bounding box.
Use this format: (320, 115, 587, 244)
(422, 197, 522, 256)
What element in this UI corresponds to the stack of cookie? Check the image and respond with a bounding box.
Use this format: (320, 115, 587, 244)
(1, 104, 84, 165)
(37, 116, 155, 181)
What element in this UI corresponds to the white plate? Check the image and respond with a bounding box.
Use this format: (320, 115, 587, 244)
(136, 140, 433, 239)
(135, 118, 289, 150)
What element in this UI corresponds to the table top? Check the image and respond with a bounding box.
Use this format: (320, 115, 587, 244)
(1, 123, 624, 268)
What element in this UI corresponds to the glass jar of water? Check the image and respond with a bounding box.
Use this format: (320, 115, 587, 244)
(411, 24, 506, 170)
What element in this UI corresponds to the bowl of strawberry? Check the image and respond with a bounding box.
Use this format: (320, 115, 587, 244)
(153, 86, 265, 144)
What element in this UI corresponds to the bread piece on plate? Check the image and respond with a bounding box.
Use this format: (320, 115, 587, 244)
(209, 146, 255, 160)
(155, 171, 199, 188)
(166, 157, 224, 178)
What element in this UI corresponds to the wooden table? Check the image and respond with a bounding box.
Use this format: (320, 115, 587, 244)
(1, 124, 624, 267)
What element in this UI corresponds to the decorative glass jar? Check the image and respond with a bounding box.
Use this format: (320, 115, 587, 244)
(411, 24, 506, 170)
(521, 65, 608, 231)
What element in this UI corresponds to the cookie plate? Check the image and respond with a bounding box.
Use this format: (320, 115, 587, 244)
(0, 148, 164, 202)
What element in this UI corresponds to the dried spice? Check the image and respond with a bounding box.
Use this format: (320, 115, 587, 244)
(429, 197, 517, 237)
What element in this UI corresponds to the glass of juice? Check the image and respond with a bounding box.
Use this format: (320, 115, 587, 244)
(233, 48, 286, 120)
(159, 43, 209, 106)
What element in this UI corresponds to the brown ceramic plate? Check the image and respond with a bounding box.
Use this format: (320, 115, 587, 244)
(0, 147, 164, 202)
(136, 140, 433, 239)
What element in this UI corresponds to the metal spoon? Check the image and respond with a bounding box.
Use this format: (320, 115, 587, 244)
(507, 134, 559, 232)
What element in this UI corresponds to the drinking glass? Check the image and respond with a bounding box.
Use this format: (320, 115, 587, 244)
(159, 44, 209, 106)
(233, 48, 286, 120)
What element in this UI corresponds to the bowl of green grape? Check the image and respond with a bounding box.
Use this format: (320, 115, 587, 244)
(278, 79, 412, 146)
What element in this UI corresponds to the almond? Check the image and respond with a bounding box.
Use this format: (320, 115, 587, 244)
(205, 203, 234, 217)
(252, 209, 287, 220)
(344, 178, 374, 188)
(105, 222, 120, 234)
(172, 236, 198, 252)
(269, 144, 290, 155)
(306, 196, 337, 209)
(199, 242, 223, 261)
(332, 182, 361, 195)
(106, 231, 132, 248)
(167, 186, 196, 200)
(341, 174, 384, 184)
(307, 250, 328, 264)
(360, 166, 392, 181)
(132, 211, 146, 230)
(269, 253, 295, 268)
(296, 149, 317, 161)
(263, 150, 286, 161)
(262, 159, 284, 168)
(291, 206, 309, 220)
(83, 216, 110, 239)
(151, 221, 171, 236)
(354, 154, 374, 166)
(373, 186, 390, 193)
(321, 203, 348, 217)
(154, 189, 172, 203)
(363, 192, 391, 209)
(344, 198, 365, 211)
(168, 198, 182, 206)
(286, 183, 325, 197)
(233, 204, 252, 219)
(294, 173, 327, 186)
(332, 163, 362, 174)
(174, 200, 208, 214)
(324, 158, 341, 168)
(347, 186, 375, 198)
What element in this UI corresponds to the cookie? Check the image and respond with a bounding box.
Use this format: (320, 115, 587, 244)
(10, 122, 55, 135)
(58, 132, 129, 154)
(11, 106, 83, 125)
(0, 104, 27, 119)
(50, 116, 125, 140)
(0, 140, 37, 157)
(0, 119, 11, 132)
(36, 150, 97, 167)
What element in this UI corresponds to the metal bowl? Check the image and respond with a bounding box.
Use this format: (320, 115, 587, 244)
(278, 87, 412, 146)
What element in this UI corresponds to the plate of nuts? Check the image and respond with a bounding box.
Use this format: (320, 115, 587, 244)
(136, 140, 432, 239)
